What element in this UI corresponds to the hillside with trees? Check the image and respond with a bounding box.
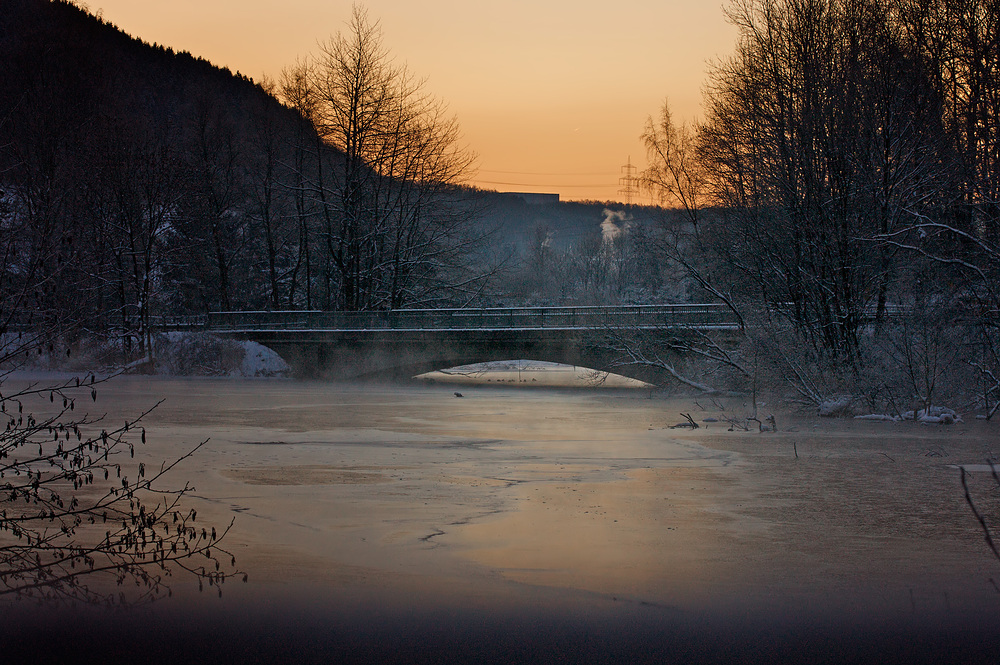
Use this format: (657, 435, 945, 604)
(0, 0, 507, 361)
(2, 2, 673, 351)
(476, 194, 693, 306)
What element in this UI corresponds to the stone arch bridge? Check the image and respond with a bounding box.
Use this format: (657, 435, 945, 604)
(189, 305, 739, 383)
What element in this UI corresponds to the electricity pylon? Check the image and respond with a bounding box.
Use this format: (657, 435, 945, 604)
(618, 157, 640, 205)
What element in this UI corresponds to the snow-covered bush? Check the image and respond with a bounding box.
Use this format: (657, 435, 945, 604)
(1, 332, 290, 378)
(153, 332, 289, 377)
(818, 396, 854, 417)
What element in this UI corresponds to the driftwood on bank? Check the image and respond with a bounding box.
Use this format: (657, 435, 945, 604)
(670, 413, 700, 429)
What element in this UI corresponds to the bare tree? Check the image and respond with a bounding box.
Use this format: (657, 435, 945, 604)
(697, 0, 949, 360)
(181, 90, 248, 312)
(286, 5, 486, 311)
(602, 323, 752, 395)
(898, 0, 1000, 236)
(960, 463, 1000, 576)
(243, 77, 306, 311)
(86, 113, 181, 362)
(640, 100, 747, 331)
(278, 59, 323, 309)
(641, 100, 706, 229)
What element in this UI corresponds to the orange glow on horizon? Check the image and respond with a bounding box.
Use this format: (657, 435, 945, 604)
(91, 0, 735, 202)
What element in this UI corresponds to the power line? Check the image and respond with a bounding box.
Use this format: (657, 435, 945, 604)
(475, 179, 617, 188)
(477, 169, 618, 177)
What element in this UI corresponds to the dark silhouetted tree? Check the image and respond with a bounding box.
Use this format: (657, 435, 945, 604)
(282, 6, 487, 311)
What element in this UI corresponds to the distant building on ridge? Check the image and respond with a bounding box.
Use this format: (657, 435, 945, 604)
(508, 192, 560, 205)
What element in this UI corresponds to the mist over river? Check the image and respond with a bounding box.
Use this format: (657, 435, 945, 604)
(7, 374, 1000, 663)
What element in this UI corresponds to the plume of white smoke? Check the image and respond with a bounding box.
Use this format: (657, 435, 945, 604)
(601, 209, 631, 242)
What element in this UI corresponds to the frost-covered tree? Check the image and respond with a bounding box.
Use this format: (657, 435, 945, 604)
(697, 0, 950, 360)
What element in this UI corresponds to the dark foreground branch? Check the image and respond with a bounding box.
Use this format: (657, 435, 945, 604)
(960, 465, 1000, 566)
(1, 374, 243, 605)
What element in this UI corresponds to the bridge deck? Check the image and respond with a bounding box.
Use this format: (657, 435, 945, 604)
(197, 304, 740, 333)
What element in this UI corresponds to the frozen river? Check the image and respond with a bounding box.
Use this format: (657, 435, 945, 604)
(7, 374, 1000, 663)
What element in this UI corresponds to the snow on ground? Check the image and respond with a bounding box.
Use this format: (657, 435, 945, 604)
(818, 396, 853, 417)
(1, 332, 289, 378)
(855, 406, 963, 424)
(818, 395, 966, 424)
(238, 340, 291, 378)
(153, 332, 290, 378)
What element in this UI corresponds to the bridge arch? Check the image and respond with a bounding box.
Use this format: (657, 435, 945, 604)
(254, 329, 660, 383)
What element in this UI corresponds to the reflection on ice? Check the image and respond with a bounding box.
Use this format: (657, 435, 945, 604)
(417, 359, 652, 388)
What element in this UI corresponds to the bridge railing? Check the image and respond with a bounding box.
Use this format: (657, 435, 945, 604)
(202, 304, 741, 332)
(140, 302, 975, 334)
(149, 314, 207, 331)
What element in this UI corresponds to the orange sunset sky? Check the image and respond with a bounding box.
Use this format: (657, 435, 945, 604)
(88, 1, 736, 202)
